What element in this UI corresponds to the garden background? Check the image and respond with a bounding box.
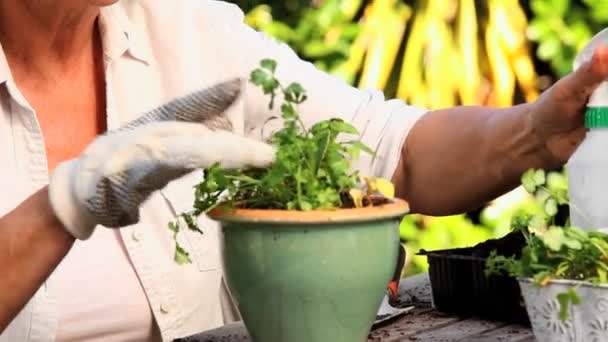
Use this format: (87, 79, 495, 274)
(227, 0, 608, 276)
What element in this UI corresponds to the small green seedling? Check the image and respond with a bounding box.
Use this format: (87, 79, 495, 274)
(486, 168, 608, 320)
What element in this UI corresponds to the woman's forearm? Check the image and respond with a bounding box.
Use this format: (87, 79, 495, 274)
(0, 187, 74, 332)
(394, 104, 557, 215)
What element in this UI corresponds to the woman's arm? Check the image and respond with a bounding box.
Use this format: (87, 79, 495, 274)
(395, 47, 608, 215)
(394, 104, 550, 215)
(0, 80, 275, 332)
(0, 187, 74, 332)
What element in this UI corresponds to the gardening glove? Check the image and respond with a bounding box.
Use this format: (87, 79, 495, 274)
(48, 79, 275, 240)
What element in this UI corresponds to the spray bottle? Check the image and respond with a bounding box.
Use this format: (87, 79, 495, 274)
(568, 28, 608, 230)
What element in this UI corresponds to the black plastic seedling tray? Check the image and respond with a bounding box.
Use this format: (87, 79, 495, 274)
(419, 233, 530, 324)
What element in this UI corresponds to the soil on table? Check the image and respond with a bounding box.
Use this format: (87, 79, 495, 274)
(339, 192, 392, 209)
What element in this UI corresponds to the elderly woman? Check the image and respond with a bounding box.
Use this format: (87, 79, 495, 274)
(0, 0, 606, 341)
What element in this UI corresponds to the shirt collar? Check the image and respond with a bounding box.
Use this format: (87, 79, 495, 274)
(99, 4, 151, 65)
(0, 4, 151, 86)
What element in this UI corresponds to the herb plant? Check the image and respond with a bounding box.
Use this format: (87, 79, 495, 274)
(169, 59, 395, 264)
(486, 168, 608, 320)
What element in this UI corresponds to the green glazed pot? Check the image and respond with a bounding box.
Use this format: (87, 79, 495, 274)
(209, 199, 409, 342)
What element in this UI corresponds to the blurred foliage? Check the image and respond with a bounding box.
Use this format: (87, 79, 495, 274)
(229, 0, 312, 26)
(239, 0, 539, 109)
(527, 0, 608, 77)
(228, 0, 602, 276)
(401, 170, 568, 275)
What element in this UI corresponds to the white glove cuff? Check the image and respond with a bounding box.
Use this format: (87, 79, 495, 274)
(48, 160, 97, 240)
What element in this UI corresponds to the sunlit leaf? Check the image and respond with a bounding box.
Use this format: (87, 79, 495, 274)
(365, 177, 395, 199)
(522, 169, 538, 193)
(528, 215, 548, 235)
(533, 169, 546, 187)
(544, 197, 558, 217)
(349, 189, 364, 208)
(174, 243, 192, 265)
(541, 227, 565, 251)
(330, 119, 359, 134)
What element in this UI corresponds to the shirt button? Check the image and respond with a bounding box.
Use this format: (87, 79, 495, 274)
(132, 229, 142, 241)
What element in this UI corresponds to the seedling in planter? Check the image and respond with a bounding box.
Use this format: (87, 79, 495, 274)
(486, 168, 608, 320)
(169, 59, 396, 264)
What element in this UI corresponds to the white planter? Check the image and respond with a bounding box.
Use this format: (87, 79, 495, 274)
(519, 278, 608, 342)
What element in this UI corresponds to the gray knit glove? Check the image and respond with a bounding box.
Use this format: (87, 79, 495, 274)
(48, 79, 274, 239)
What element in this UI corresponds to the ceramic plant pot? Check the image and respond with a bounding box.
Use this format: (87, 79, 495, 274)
(209, 199, 409, 342)
(519, 278, 608, 342)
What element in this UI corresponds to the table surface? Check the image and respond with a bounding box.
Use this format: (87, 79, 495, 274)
(175, 274, 536, 342)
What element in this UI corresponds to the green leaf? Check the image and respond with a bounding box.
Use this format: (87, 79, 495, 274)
(544, 197, 558, 217)
(533, 169, 546, 187)
(563, 238, 582, 250)
(557, 288, 581, 320)
(168, 221, 179, 233)
(511, 214, 532, 231)
(300, 200, 312, 211)
(329, 119, 359, 134)
(284, 82, 307, 103)
(181, 213, 203, 234)
(542, 227, 565, 251)
(522, 169, 538, 193)
(281, 103, 297, 120)
(554, 189, 569, 205)
(260, 59, 277, 73)
(349, 141, 374, 156)
(599, 267, 608, 284)
(349, 189, 364, 208)
(174, 243, 192, 265)
(250, 69, 268, 86)
(556, 262, 570, 276)
(365, 177, 395, 198)
(533, 271, 552, 286)
(557, 292, 571, 320)
(528, 215, 548, 235)
(347, 144, 361, 160)
(262, 78, 280, 95)
(314, 131, 330, 173)
(547, 171, 568, 190)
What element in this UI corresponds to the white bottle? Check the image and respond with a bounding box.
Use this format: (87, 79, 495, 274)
(566, 28, 608, 231)
(567, 106, 608, 230)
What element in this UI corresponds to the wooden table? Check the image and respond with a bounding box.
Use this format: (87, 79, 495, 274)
(175, 274, 535, 342)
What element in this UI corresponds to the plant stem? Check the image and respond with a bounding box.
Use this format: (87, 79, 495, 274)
(296, 165, 303, 209)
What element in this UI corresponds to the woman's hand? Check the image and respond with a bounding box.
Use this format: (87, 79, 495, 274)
(528, 46, 608, 165)
(48, 79, 275, 240)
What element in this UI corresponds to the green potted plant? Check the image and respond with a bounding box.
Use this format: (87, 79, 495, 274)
(486, 169, 608, 342)
(169, 59, 409, 342)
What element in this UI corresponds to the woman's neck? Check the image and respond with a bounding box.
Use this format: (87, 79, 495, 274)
(0, 0, 99, 75)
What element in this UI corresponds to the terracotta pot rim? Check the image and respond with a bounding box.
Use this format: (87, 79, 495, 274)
(208, 198, 409, 224)
(518, 277, 608, 288)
